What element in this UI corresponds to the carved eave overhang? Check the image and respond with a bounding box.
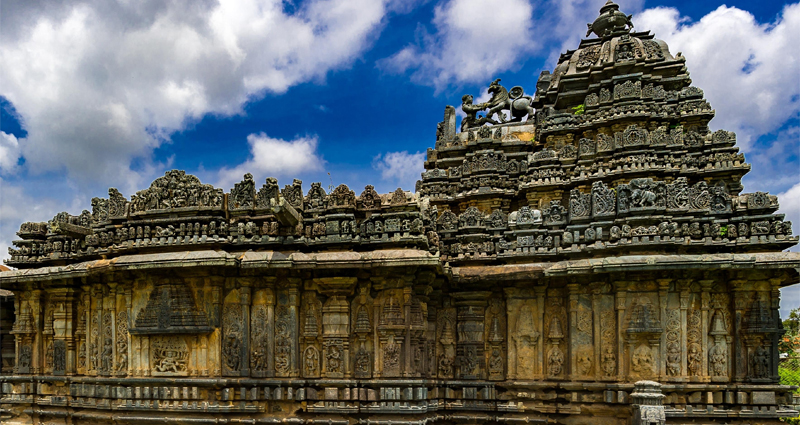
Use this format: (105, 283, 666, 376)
(449, 252, 800, 285)
(0, 248, 444, 287)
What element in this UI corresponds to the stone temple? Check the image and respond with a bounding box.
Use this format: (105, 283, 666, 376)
(2, 2, 799, 424)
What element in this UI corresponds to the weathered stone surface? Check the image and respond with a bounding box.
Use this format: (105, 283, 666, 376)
(1, 2, 799, 425)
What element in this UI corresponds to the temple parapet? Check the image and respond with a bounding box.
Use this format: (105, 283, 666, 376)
(6, 173, 432, 268)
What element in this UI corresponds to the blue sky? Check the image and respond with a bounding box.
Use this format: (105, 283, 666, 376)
(1, 0, 798, 312)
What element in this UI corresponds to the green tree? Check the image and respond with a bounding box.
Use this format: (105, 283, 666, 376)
(781, 308, 800, 355)
(785, 308, 800, 335)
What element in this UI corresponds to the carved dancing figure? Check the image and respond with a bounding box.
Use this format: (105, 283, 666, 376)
(223, 332, 241, 371)
(438, 353, 453, 376)
(548, 347, 564, 376)
(666, 344, 681, 376)
(687, 344, 701, 375)
(327, 345, 341, 372)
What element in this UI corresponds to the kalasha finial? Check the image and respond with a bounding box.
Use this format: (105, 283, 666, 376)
(586, 0, 634, 38)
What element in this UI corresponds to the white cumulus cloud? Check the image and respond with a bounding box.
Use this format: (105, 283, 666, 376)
(380, 0, 535, 90)
(635, 3, 800, 151)
(373, 151, 426, 190)
(217, 133, 324, 190)
(0, 0, 388, 187)
(779, 180, 800, 313)
(380, 0, 645, 90)
(778, 183, 800, 242)
(0, 132, 22, 175)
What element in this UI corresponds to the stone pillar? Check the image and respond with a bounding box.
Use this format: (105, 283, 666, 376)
(568, 283, 580, 379)
(322, 295, 349, 379)
(210, 284, 222, 376)
(240, 285, 251, 377)
(453, 291, 490, 380)
(250, 283, 275, 378)
(11, 291, 38, 375)
(679, 287, 690, 380)
(30, 290, 43, 375)
(731, 280, 747, 382)
(403, 287, 413, 378)
(100, 284, 115, 377)
(90, 285, 103, 376)
(657, 279, 669, 380)
(265, 286, 275, 377)
(288, 281, 300, 378)
(615, 288, 627, 379)
(770, 278, 783, 382)
(700, 279, 713, 381)
(535, 286, 546, 379)
(50, 287, 76, 376)
(122, 286, 133, 376)
(142, 336, 150, 376)
(73, 289, 87, 376)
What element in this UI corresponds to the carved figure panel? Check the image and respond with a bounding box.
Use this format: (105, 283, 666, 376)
(304, 346, 319, 377)
(274, 306, 292, 376)
(600, 307, 617, 378)
(251, 305, 269, 373)
(130, 170, 223, 214)
(631, 342, 655, 377)
(222, 304, 243, 375)
(351, 286, 374, 378)
(116, 311, 129, 374)
(665, 309, 681, 377)
(151, 336, 189, 376)
(437, 306, 456, 379)
(485, 297, 506, 380)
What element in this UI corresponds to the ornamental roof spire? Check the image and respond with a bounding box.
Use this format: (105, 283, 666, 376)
(586, 0, 634, 38)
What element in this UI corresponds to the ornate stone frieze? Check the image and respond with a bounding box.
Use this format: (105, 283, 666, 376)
(130, 170, 223, 214)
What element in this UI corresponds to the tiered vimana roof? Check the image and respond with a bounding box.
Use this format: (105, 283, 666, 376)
(420, 1, 794, 264)
(1, 2, 799, 425)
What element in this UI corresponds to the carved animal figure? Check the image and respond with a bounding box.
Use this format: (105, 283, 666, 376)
(485, 79, 535, 123)
(631, 180, 657, 208)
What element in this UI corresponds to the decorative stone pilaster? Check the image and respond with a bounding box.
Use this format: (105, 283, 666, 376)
(322, 295, 349, 379)
(351, 284, 374, 379)
(568, 283, 593, 380)
(545, 288, 566, 380)
(240, 285, 252, 377)
(503, 287, 539, 380)
(485, 295, 506, 381)
(11, 291, 38, 374)
(453, 291, 489, 380)
(49, 287, 77, 376)
(249, 281, 276, 378)
(614, 287, 627, 380)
